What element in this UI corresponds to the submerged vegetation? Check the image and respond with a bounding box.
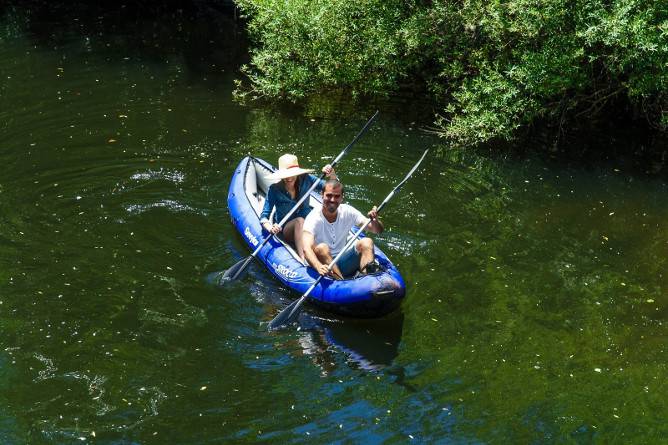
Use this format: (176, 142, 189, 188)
(234, 0, 668, 148)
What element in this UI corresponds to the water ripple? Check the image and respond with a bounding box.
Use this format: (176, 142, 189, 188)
(125, 199, 202, 216)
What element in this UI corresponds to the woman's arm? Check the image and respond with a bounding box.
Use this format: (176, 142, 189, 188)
(259, 187, 273, 223)
(259, 188, 281, 233)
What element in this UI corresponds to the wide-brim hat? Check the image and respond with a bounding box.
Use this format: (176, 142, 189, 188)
(266, 154, 314, 180)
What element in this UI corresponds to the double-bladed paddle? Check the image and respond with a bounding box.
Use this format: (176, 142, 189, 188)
(219, 111, 380, 283)
(268, 149, 429, 330)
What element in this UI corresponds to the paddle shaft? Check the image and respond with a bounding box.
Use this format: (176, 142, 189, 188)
(269, 149, 429, 329)
(226, 111, 379, 281)
(279, 217, 374, 324)
(251, 111, 378, 255)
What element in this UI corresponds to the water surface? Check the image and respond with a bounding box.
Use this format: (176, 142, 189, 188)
(1, 4, 667, 444)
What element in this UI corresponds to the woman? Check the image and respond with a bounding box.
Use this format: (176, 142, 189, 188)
(260, 154, 336, 259)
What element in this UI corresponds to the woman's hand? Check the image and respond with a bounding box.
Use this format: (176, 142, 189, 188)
(263, 223, 282, 234)
(322, 164, 337, 179)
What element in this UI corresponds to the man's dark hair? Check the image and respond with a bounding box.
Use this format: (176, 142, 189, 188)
(323, 179, 344, 193)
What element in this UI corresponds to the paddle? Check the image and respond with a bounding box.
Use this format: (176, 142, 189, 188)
(267, 149, 429, 330)
(219, 111, 380, 283)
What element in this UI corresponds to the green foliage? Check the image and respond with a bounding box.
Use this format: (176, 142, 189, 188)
(234, 0, 424, 99)
(236, 0, 668, 147)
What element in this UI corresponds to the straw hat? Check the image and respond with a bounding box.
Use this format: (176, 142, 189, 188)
(266, 154, 314, 180)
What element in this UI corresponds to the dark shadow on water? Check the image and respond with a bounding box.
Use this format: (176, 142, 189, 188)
(296, 311, 405, 372)
(207, 262, 405, 372)
(483, 109, 668, 181)
(2, 0, 248, 75)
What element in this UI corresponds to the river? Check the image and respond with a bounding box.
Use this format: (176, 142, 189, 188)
(1, 3, 667, 443)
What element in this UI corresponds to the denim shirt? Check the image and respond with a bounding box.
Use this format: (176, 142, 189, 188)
(260, 174, 324, 225)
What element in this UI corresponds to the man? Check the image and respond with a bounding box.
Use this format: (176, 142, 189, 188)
(302, 179, 383, 279)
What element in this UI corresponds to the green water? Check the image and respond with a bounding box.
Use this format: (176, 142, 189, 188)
(1, 4, 667, 444)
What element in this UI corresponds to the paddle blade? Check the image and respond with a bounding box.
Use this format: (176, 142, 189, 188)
(268, 296, 306, 330)
(219, 255, 253, 283)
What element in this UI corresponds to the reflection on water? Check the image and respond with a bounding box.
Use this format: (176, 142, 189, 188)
(211, 261, 404, 372)
(297, 313, 404, 373)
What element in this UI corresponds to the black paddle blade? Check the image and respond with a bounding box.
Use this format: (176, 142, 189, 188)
(220, 255, 253, 283)
(268, 296, 305, 330)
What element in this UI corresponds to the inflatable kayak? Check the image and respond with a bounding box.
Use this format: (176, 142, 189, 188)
(227, 156, 406, 317)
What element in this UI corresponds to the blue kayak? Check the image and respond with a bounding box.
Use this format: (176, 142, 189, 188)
(227, 156, 406, 317)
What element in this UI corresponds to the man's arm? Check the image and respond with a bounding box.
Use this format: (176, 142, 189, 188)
(303, 230, 329, 275)
(365, 206, 384, 234)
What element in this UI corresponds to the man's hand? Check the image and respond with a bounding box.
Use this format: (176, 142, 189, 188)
(366, 206, 384, 234)
(315, 263, 330, 276)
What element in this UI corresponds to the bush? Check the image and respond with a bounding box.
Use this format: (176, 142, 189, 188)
(235, 0, 668, 147)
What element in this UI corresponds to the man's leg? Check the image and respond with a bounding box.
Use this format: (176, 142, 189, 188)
(313, 243, 344, 279)
(356, 238, 375, 273)
(336, 243, 361, 278)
